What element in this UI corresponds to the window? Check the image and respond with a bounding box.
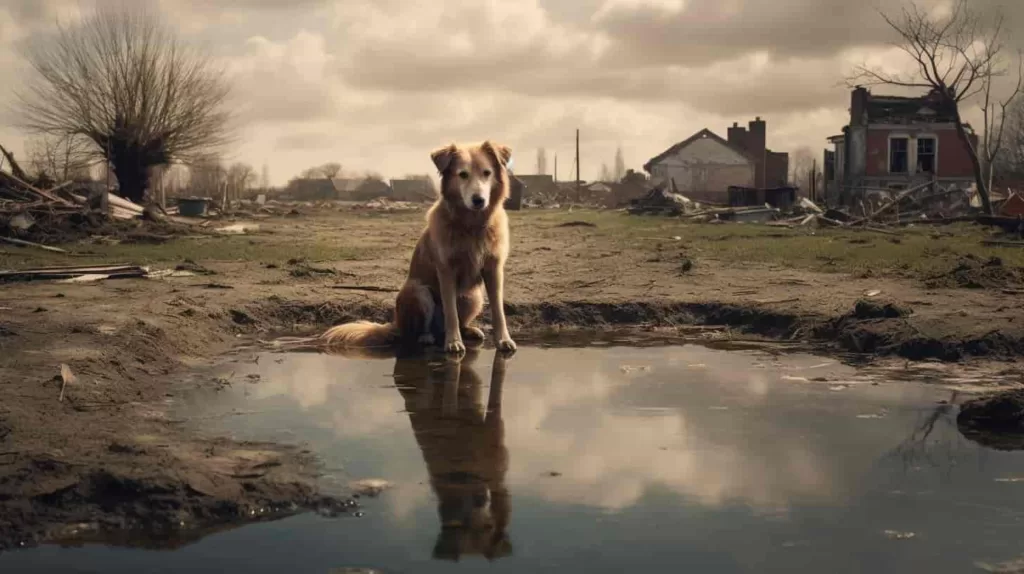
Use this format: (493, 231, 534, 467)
(889, 137, 908, 173)
(917, 137, 936, 173)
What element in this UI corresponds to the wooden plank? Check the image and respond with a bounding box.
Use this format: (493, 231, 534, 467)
(0, 236, 68, 253)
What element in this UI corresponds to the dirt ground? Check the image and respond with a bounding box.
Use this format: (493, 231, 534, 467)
(1, 205, 1023, 550)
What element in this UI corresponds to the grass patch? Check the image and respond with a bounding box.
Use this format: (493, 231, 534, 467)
(0, 234, 376, 269)
(517, 209, 1024, 280)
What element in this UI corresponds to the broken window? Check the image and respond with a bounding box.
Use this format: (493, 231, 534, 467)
(917, 137, 936, 173)
(889, 137, 908, 173)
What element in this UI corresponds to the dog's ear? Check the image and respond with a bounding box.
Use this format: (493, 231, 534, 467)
(431, 144, 457, 175)
(482, 141, 512, 170)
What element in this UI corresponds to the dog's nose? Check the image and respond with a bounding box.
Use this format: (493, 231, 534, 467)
(471, 195, 485, 208)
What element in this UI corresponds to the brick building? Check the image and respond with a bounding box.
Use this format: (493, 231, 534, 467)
(643, 118, 789, 203)
(824, 87, 979, 205)
(726, 117, 789, 189)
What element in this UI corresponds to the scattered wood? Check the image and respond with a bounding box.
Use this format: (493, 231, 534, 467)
(0, 236, 69, 253)
(330, 285, 400, 293)
(0, 264, 148, 283)
(982, 240, 1024, 248)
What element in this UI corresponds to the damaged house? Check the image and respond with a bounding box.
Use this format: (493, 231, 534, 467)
(824, 87, 979, 206)
(643, 118, 789, 204)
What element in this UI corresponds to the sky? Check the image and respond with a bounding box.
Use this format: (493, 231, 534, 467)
(0, 0, 1021, 186)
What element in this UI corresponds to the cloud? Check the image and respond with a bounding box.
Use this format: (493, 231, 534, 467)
(1, 0, 1021, 183)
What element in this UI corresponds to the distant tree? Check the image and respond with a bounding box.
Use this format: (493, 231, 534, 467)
(15, 4, 232, 203)
(536, 148, 548, 175)
(25, 134, 93, 183)
(849, 0, 1022, 214)
(789, 146, 815, 189)
(260, 162, 271, 191)
(227, 162, 256, 199)
(614, 147, 625, 181)
(320, 162, 342, 179)
(189, 154, 226, 196)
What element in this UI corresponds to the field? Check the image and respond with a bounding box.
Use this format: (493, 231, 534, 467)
(1, 206, 1023, 548)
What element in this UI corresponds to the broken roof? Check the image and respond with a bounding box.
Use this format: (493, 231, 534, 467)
(863, 88, 957, 124)
(643, 128, 755, 172)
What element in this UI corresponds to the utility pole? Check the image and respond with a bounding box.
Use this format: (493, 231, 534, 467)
(554, 154, 558, 183)
(575, 129, 580, 204)
(810, 158, 817, 201)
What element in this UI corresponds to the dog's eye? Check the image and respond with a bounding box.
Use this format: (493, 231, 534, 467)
(458, 171, 469, 180)
(482, 169, 492, 177)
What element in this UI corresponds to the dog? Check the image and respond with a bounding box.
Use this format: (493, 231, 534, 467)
(320, 141, 517, 355)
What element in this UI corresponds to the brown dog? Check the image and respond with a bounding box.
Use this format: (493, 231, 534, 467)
(320, 141, 516, 355)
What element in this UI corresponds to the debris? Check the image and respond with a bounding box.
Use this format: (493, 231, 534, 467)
(58, 363, 76, 402)
(330, 285, 399, 293)
(555, 221, 597, 228)
(679, 258, 694, 273)
(883, 530, 915, 540)
(348, 478, 392, 498)
(216, 223, 259, 234)
(0, 236, 69, 253)
(0, 264, 149, 283)
(982, 240, 1024, 248)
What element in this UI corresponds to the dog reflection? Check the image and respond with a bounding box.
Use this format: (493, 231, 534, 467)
(393, 351, 511, 561)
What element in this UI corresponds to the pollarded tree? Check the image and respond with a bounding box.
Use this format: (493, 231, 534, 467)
(15, 4, 232, 203)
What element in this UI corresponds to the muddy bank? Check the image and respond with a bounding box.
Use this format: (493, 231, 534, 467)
(258, 297, 1024, 363)
(0, 300, 358, 552)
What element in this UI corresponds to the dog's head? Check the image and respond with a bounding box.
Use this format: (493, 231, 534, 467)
(431, 141, 512, 213)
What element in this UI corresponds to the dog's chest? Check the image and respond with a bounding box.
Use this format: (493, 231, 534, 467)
(446, 241, 488, 291)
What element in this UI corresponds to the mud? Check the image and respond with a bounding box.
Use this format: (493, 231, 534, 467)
(923, 255, 1024, 290)
(957, 390, 1024, 451)
(2, 208, 1024, 552)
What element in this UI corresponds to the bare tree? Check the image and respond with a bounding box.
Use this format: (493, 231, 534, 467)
(849, 0, 1023, 214)
(993, 98, 1024, 181)
(227, 162, 256, 200)
(614, 147, 625, 181)
(189, 154, 226, 197)
(25, 134, 93, 184)
(536, 147, 548, 175)
(982, 63, 1024, 188)
(320, 162, 342, 179)
(15, 4, 232, 203)
(789, 146, 815, 189)
(299, 163, 342, 179)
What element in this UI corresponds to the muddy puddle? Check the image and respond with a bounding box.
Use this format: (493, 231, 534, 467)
(5, 344, 1024, 573)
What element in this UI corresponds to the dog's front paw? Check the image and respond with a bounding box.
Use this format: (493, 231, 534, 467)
(444, 339, 466, 354)
(461, 326, 485, 341)
(496, 337, 517, 354)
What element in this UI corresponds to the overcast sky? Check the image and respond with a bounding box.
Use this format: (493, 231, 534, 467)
(0, 0, 1021, 185)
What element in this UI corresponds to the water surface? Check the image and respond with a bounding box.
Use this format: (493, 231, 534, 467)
(6, 345, 1024, 573)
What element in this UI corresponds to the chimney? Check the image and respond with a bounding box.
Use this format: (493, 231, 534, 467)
(747, 117, 767, 189)
(727, 122, 746, 148)
(850, 86, 869, 126)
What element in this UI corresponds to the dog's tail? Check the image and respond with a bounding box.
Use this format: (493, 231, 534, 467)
(320, 320, 399, 348)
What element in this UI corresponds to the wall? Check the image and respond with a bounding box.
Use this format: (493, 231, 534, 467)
(650, 135, 754, 200)
(864, 126, 974, 178)
(766, 151, 789, 188)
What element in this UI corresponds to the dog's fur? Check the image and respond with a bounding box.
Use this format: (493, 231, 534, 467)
(320, 141, 517, 354)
